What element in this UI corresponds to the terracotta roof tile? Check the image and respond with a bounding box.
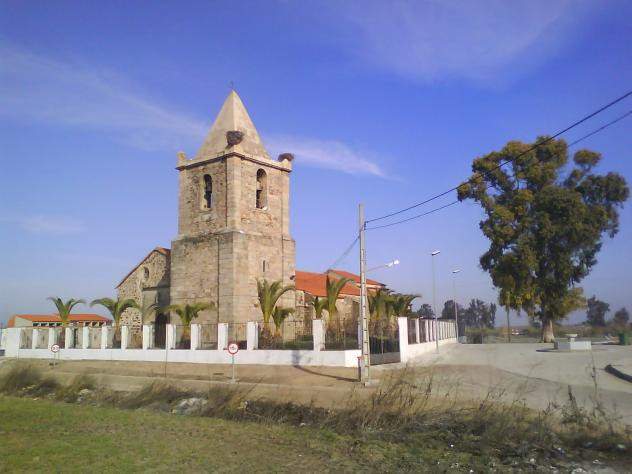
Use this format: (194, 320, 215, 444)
(328, 269, 384, 286)
(295, 270, 361, 298)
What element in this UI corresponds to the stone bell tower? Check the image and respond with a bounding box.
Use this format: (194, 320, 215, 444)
(170, 91, 296, 323)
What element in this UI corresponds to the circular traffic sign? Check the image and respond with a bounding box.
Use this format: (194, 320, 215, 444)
(227, 342, 239, 355)
(51, 344, 60, 353)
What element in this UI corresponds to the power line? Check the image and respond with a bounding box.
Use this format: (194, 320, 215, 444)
(365, 91, 632, 224)
(364, 108, 632, 231)
(366, 200, 459, 230)
(325, 235, 359, 271)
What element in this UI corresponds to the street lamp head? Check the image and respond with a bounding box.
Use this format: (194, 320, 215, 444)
(431, 250, 441, 256)
(391, 259, 400, 266)
(452, 269, 461, 274)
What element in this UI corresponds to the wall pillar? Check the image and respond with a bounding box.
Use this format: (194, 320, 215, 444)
(31, 329, 38, 349)
(82, 326, 90, 349)
(101, 326, 109, 349)
(121, 326, 129, 350)
(142, 325, 152, 350)
(48, 328, 56, 348)
(246, 322, 258, 350)
(414, 318, 420, 344)
(65, 327, 73, 349)
(312, 319, 324, 352)
(166, 324, 176, 350)
(397, 317, 409, 363)
(190, 324, 200, 350)
(218, 323, 228, 350)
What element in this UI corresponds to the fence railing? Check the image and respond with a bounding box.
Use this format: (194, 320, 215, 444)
(87, 327, 101, 348)
(174, 325, 191, 350)
(324, 317, 358, 350)
(370, 322, 400, 355)
(198, 323, 218, 350)
(257, 320, 313, 350)
(407, 318, 418, 344)
(19, 329, 33, 349)
(126, 326, 143, 349)
(70, 328, 82, 349)
(227, 323, 247, 350)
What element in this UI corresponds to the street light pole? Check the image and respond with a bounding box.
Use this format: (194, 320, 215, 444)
(431, 250, 440, 353)
(359, 204, 370, 384)
(452, 269, 460, 342)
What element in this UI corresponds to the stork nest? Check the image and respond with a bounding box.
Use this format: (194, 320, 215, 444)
(226, 130, 244, 147)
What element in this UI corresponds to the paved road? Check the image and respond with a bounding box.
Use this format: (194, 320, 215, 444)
(389, 342, 632, 420)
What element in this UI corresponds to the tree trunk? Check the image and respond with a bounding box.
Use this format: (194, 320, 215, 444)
(506, 307, 511, 343)
(541, 318, 555, 342)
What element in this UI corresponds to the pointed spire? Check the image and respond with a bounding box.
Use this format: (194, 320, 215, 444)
(195, 90, 270, 160)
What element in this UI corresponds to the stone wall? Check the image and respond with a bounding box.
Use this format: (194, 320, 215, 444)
(117, 250, 170, 326)
(172, 149, 296, 324)
(177, 160, 227, 236)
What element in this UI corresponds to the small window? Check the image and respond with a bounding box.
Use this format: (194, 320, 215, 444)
(203, 174, 213, 209)
(144, 267, 150, 279)
(262, 260, 267, 273)
(256, 169, 267, 209)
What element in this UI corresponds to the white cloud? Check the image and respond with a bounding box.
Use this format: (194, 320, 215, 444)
(0, 44, 387, 176)
(1, 215, 86, 235)
(0, 45, 208, 151)
(330, 0, 589, 83)
(266, 135, 386, 177)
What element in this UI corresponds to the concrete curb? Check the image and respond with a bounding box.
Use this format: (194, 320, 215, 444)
(605, 364, 632, 383)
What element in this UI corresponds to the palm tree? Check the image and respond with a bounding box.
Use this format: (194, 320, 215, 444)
(48, 297, 85, 326)
(48, 297, 85, 347)
(90, 297, 139, 328)
(324, 276, 353, 331)
(271, 306, 294, 337)
(390, 294, 420, 318)
(257, 279, 295, 326)
(140, 302, 160, 324)
(368, 288, 391, 334)
(162, 302, 215, 348)
(310, 296, 328, 320)
(91, 297, 139, 348)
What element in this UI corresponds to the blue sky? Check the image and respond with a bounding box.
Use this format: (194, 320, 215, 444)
(1, 0, 631, 325)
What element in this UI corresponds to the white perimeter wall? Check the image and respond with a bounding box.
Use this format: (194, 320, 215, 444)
(1, 317, 456, 368)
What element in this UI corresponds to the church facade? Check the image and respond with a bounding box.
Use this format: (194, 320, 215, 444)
(117, 91, 382, 327)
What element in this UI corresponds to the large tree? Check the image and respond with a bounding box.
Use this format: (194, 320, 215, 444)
(459, 138, 628, 341)
(585, 296, 610, 327)
(612, 307, 630, 327)
(441, 300, 464, 320)
(462, 299, 496, 331)
(415, 303, 434, 319)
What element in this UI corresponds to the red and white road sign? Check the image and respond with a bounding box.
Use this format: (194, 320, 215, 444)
(51, 344, 60, 353)
(227, 342, 239, 355)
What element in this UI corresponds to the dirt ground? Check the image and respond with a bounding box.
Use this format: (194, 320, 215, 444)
(4, 342, 631, 418)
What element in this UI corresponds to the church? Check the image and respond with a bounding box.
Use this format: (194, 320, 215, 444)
(116, 91, 384, 328)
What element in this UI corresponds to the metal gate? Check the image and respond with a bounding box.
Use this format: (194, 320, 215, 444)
(369, 323, 400, 365)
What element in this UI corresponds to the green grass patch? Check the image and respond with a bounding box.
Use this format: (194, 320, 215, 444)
(1, 363, 630, 472)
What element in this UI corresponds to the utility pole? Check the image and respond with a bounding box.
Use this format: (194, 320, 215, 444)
(359, 204, 370, 384)
(431, 250, 440, 353)
(452, 269, 460, 342)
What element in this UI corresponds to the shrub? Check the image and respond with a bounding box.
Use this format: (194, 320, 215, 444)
(0, 364, 59, 396)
